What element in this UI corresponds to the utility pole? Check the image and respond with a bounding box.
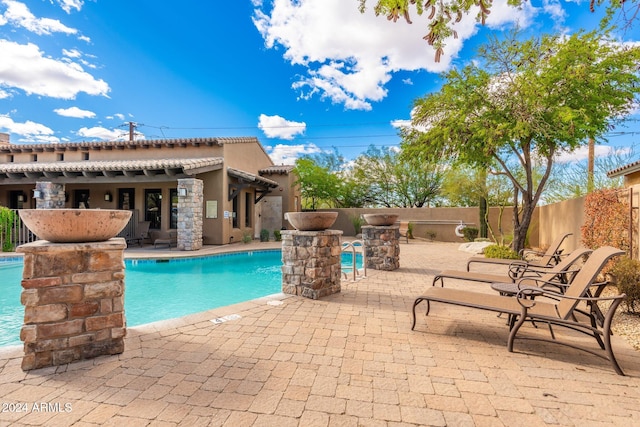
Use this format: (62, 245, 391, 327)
(129, 122, 136, 142)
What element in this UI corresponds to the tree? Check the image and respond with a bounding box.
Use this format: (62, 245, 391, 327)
(358, 0, 639, 61)
(293, 157, 341, 210)
(402, 29, 640, 253)
(351, 145, 443, 207)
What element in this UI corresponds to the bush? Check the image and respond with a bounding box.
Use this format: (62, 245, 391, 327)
(483, 244, 519, 260)
(242, 232, 252, 244)
(350, 214, 365, 235)
(462, 226, 479, 242)
(273, 230, 282, 241)
(0, 207, 15, 252)
(407, 222, 414, 239)
(610, 257, 640, 314)
(260, 229, 270, 242)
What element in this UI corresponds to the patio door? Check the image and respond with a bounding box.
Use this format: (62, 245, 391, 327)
(145, 189, 162, 229)
(74, 189, 90, 209)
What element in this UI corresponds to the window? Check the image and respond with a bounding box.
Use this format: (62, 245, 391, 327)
(31, 154, 37, 162)
(145, 189, 162, 229)
(8, 155, 13, 163)
(245, 192, 251, 227)
(82, 152, 89, 160)
(57, 153, 64, 161)
(232, 193, 239, 228)
(118, 188, 135, 210)
(73, 189, 90, 209)
(170, 189, 178, 229)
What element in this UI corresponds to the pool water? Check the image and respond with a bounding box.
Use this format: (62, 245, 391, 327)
(0, 250, 362, 347)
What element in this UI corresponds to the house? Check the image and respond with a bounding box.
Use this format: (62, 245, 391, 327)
(0, 132, 299, 249)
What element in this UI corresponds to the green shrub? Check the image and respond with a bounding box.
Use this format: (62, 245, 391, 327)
(273, 230, 282, 241)
(242, 232, 253, 244)
(483, 244, 519, 260)
(260, 229, 270, 242)
(610, 257, 640, 314)
(462, 226, 479, 242)
(350, 214, 365, 235)
(407, 222, 414, 239)
(0, 207, 15, 252)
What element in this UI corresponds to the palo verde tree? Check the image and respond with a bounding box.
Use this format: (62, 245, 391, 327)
(358, 0, 640, 61)
(402, 29, 640, 253)
(351, 145, 443, 207)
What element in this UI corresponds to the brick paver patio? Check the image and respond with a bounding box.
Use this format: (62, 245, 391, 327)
(1, 240, 639, 426)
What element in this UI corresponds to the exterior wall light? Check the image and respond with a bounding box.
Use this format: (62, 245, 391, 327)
(104, 192, 112, 202)
(33, 190, 42, 199)
(178, 188, 188, 197)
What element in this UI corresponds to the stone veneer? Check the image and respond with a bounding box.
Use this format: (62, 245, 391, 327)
(281, 230, 342, 299)
(35, 182, 65, 209)
(362, 225, 400, 271)
(177, 178, 203, 251)
(17, 238, 127, 370)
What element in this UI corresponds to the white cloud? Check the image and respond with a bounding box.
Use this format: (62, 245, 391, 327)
(76, 126, 129, 141)
(555, 145, 631, 164)
(0, 88, 10, 99)
(54, 0, 83, 14)
(0, 40, 109, 99)
(106, 113, 126, 121)
(485, 0, 539, 29)
(53, 106, 95, 118)
(0, 114, 59, 142)
(1, 0, 78, 35)
(62, 48, 82, 58)
(266, 143, 322, 165)
(258, 114, 306, 140)
(253, 0, 534, 111)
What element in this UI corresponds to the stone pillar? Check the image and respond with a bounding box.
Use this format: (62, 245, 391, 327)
(177, 178, 203, 251)
(35, 182, 65, 209)
(362, 225, 400, 271)
(17, 238, 127, 371)
(281, 230, 342, 299)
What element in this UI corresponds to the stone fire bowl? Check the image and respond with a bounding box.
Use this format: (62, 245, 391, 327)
(285, 212, 338, 231)
(19, 209, 132, 243)
(362, 214, 399, 226)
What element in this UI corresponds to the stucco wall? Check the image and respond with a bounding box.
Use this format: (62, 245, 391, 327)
(317, 207, 529, 245)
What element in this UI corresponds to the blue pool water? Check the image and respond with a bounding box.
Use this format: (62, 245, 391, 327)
(0, 250, 362, 347)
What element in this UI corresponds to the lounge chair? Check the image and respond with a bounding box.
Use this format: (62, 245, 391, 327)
(433, 247, 592, 289)
(466, 232, 572, 271)
(151, 230, 177, 249)
(126, 221, 150, 247)
(412, 246, 627, 375)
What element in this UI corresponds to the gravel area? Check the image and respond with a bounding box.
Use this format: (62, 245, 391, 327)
(601, 285, 640, 350)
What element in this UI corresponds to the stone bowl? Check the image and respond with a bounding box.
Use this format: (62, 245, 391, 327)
(362, 214, 399, 226)
(19, 209, 132, 243)
(285, 212, 338, 231)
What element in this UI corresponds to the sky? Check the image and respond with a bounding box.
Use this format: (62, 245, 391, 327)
(1, 0, 640, 166)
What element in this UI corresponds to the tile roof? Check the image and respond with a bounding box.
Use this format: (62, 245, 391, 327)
(0, 157, 224, 181)
(228, 167, 279, 188)
(259, 165, 295, 175)
(607, 159, 640, 178)
(0, 137, 258, 153)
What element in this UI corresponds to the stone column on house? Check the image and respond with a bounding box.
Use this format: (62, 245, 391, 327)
(35, 182, 65, 209)
(17, 238, 127, 371)
(177, 178, 203, 251)
(362, 225, 400, 271)
(281, 230, 342, 299)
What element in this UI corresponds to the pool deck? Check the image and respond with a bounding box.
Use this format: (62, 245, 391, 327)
(1, 240, 640, 426)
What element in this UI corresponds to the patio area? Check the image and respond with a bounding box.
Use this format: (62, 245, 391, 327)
(1, 240, 639, 426)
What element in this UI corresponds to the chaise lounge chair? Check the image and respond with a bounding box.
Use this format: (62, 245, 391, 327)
(411, 246, 627, 375)
(466, 232, 572, 272)
(433, 247, 592, 289)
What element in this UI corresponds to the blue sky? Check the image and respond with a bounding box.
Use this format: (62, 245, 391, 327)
(1, 0, 639, 165)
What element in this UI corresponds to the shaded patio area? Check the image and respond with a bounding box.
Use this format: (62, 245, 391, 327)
(1, 241, 639, 426)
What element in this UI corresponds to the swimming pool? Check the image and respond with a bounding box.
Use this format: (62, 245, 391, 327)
(0, 250, 362, 347)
